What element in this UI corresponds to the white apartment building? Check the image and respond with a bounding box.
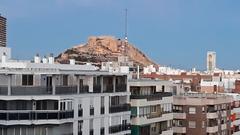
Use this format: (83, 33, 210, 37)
(207, 51, 216, 72)
(0, 47, 131, 135)
(129, 80, 173, 135)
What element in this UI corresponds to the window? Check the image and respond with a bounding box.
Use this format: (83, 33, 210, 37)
(101, 96, 104, 107)
(151, 106, 157, 113)
(189, 107, 196, 114)
(151, 124, 157, 132)
(173, 105, 183, 113)
(22, 75, 33, 85)
(162, 85, 165, 92)
(202, 107, 205, 113)
(202, 121, 205, 128)
(173, 120, 184, 127)
(63, 75, 68, 86)
(189, 121, 196, 128)
(78, 121, 83, 133)
(139, 106, 150, 117)
(89, 119, 94, 135)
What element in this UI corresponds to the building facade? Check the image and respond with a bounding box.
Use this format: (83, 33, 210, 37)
(173, 93, 232, 135)
(0, 15, 6, 47)
(0, 48, 131, 135)
(226, 93, 240, 135)
(129, 80, 173, 135)
(207, 51, 216, 72)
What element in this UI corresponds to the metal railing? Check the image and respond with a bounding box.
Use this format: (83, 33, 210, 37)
(56, 85, 77, 94)
(130, 92, 172, 101)
(103, 85, 113, 93)
(0, 110, 74, 121)
(109, 104, 130, 113)
(11, 86, 52, 95)
(79, 85, 89, 93)
(109, 124, 131, 134)
(93, 84, 101, 93)
(115, 84, 127, 92)
(0, 86, 8, 95)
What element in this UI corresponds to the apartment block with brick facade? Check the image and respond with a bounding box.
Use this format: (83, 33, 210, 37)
(173, 93, 232, 135)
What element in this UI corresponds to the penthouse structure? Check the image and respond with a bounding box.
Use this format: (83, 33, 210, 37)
(173, 93, 232, 135)
(0, 15, 6, 47)
(0, 47, 131, 135)
(129, 80, 173, 135)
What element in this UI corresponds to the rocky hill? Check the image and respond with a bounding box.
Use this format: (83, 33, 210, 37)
(56, 36, 156, 67)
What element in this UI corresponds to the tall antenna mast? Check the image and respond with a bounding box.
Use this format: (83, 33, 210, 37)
(125, 8, 128, 42)
(123, 8, 128, 56)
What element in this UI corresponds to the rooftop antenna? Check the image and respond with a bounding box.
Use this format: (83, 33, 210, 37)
(121, 8, 128, 56)
(124, 8, 128, 43)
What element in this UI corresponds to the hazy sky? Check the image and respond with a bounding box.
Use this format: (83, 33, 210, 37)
(0, 0, 240, 70)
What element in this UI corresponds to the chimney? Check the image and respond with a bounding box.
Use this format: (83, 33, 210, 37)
(48, 53, 54, 64)
(42, 56, 48, 64)
(1, 52, 6, 63)
(69, 59, 75, 65)
(34, 53, 41, 63)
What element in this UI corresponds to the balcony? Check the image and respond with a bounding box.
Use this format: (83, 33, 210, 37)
(109, 124, 131, 134)
(79, 85, 89, 93)
(0, 86, 8, 95)
(207, 112, 218, 119)
(56, 85, 77, 94)
(173, 127, 186, 134)
(0, 110, 74, 121)
(173, 113, 186, 119)
(130, 92, 172, 101)
(207, 126, 218, 133)
(115, 84, 127, 92)
(103, 85, 113, 93)
(109, 104, 130, 113)
(93, 84, 101, 93)
(207, 106, 217, 113)
(11, 86, 52, 95)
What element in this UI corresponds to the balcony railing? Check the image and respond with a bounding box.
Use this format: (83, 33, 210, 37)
(103, 85, 113, 93)
(130, 92, 172, 101)
(0, 86, 8, 95)
(79, 85, 89, 93)
(115, 84, 127, 92)
(0, 110, 74, 121)
(56, 85, 77, 94)
(11, 86, 52, 95)
(109, 104, 130, 113)
(93, 84, 101, 93)
(109, 124, 131, 134)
